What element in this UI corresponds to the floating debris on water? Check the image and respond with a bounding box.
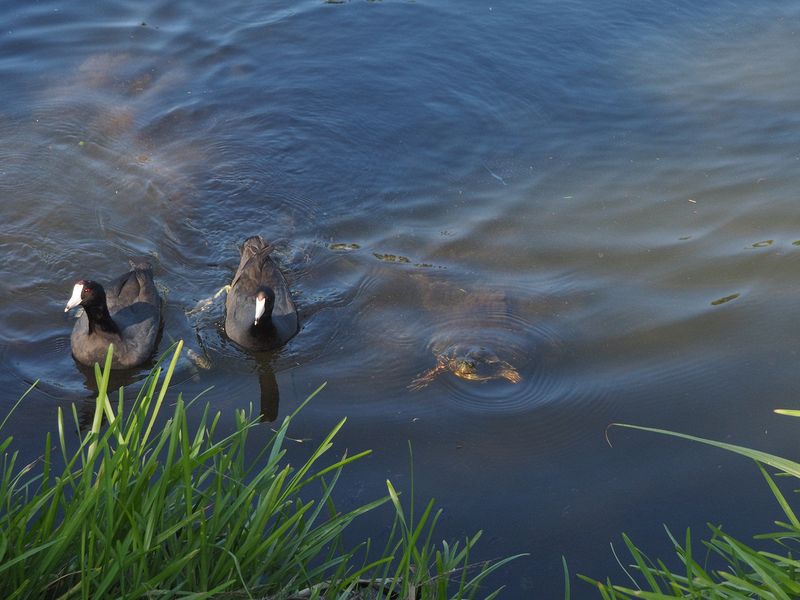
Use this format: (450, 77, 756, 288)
(482, 163, 508, 186)
(330, 245, 442, 268)
(186, 285, 229, 315)
(711, 293, 740, 306)
(373, 253, 410, 263)
(329, 242, 360, 251)
(186, 297, 213, 316)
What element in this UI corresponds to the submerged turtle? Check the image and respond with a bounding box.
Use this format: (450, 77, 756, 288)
(409, 343, 522, 390)
(403, 277, 526, 391)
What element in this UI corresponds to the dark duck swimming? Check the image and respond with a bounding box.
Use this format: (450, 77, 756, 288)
(224, 236, 299, 351)
(64, 260, 162, 369)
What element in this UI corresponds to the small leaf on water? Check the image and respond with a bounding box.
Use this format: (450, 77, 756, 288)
(711, 293, 739, 306)
(373, 253, 410, 263)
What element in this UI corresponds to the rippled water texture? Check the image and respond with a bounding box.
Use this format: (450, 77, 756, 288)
(3, 1, 800, 596)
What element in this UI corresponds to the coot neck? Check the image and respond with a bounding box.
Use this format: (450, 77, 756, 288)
(85, 302, 121, 336)
(252, 317, 276, 336)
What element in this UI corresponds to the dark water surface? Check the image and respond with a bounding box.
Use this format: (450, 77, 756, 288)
(3, 0, 800, 596)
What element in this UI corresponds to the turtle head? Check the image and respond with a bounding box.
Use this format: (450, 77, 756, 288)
(453, 357, 479, 377)
(447, 345, 518, 382)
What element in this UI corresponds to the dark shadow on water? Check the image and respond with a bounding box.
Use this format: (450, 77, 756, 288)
(239, 349, 281, 423)
(256, 362, 280, 422)
(72, 358, 152, 430)
(72, 347, 281, 426)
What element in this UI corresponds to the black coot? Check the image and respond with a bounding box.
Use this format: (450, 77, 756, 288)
(224, 236, 298, 351)
(64, 260, 162, 369)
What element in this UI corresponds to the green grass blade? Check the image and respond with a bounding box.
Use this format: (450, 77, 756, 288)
(611, 423, 800, 478)
(0, 379, 38, 432)
(773, 409, 800, 417)
(0, 341, 516, 599)
(756, 462, 800, 529)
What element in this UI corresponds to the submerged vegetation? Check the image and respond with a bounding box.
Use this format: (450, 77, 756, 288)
(579, 422, 800, 598)
(0, 342, 521, 599)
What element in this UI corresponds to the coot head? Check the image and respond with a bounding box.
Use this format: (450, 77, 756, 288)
(64, 280, 106, 312)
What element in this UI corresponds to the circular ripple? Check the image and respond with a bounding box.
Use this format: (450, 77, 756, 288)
(410, 310, 569, 414)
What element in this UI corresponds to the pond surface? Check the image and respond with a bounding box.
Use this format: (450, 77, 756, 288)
(3, 0, 800, 596)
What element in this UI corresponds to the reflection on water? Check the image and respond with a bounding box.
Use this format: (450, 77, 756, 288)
(183, 284, 286, 421)
(71, 358, 150, 430)
(3, 1, 800, 597)
(257, 367, 280, 422)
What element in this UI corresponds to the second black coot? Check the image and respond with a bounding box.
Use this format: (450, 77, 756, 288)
(224, 236, 299, 351)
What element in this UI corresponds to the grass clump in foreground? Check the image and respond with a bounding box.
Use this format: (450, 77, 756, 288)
(577, 419, 800, 599)
(0, 341, 521, 599)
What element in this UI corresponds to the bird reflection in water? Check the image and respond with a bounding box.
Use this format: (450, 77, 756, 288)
(72, 349, 282, 428)
(256, 357, 280, 423)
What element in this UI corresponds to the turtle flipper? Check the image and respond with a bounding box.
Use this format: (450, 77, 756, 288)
(499, 362, 522, 384)
(408, 366, 442, 391)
